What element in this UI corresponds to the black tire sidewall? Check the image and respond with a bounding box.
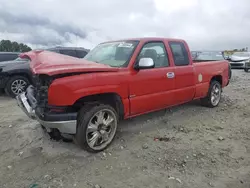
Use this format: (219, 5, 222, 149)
(244, 68, 249, 72)
(75, 104, 118, 153)
(5, 75, 30, 97)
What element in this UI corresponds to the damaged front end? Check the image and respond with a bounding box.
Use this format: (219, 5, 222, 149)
(16, 74, 55, 120)
(16, 74, 77, 135)
(32, 74, 53, 110)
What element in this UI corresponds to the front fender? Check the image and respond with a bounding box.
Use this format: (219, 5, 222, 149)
(48, 82, 128, 106)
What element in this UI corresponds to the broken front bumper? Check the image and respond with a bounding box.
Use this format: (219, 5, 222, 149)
(16, 90, 77, 134)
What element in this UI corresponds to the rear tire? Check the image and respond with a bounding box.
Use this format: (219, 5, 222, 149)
(200, 80, 222, 108)
(75, 104, 118, 153)
(5, 75, 30, 98)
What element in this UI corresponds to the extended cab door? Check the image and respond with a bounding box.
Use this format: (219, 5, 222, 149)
(168, 41, 195, 104)
(129, 41, 175, 115)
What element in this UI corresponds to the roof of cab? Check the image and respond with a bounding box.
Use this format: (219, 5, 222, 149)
(0, 52, 21, 54)
(101, 37, 186, 44)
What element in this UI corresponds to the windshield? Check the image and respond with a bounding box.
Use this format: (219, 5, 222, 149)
(232, 52, 250, 57)
(84, 40, 139, 67)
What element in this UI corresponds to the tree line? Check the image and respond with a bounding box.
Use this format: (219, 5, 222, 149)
(0, 40, 32, 52)
(224, 47, 248, 55)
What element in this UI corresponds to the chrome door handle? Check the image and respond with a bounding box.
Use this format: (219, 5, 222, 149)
(166, 72, 175, 78)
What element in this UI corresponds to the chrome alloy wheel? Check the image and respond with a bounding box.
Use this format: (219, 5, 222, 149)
(86, 109, 117, 150)
(211, 83, 221, 106)
(11, 79, 27, 95)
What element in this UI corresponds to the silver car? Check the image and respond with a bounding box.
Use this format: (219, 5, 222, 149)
(228, 52, 250, 71)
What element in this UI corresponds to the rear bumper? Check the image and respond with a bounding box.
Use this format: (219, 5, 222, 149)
(16, 91, 77, 134)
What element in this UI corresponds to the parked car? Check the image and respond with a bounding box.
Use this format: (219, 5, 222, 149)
(16, 37, 231, 152)
(0, 57, 31, 97)
(193, 51, 225, 62)
(0, 52, 20, 62)
(0, 47, 89, 97)
(46, 47, 90, 58)
(228, 52, 250, 71)
(191, 51, 201, 60)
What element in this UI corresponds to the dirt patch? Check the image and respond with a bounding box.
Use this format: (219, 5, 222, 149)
(0, 70, 250, 188)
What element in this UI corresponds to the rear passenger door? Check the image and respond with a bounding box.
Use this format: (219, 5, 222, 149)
(129, 41, 176, 115)
(169, 41, 195, 104)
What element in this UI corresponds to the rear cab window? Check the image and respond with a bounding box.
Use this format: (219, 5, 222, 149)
(169, 42, 190, 66)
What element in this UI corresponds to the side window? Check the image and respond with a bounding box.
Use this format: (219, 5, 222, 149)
(76, 50, 88, 58)
(138, 42, 169, 68)
(10, 54, 18, 60)
(60, 49, 77, 57)
(169, 42, 190, 66)
(1, 54, 17, 61)
(2, 54, 9, 61)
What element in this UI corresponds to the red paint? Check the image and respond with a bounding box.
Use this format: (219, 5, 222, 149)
(22, 38, 230, 119)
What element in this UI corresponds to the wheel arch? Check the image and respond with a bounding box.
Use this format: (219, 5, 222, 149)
(210, 75, 222, 85)
(73, 92, 125, 120)
(8, 72, 32, 84)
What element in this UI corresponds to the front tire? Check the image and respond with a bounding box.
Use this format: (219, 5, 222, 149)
(75, 104, 118, 153)
(244, 68, 249, 72)
(201, 80, 222, 108)
(5, 75, 30, 98)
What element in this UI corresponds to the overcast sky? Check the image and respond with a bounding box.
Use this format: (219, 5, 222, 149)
(0, 0, 249, 50)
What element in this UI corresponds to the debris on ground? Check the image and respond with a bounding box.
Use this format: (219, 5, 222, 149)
(44, 174, 52, 181)
(168, 176, 182, 184)
(29, 184, 39, 188)
(102, 152, 107, 158)
(94, 184, 101, 188)
(142, 143, 149, 149)
(218, 136, 225, 141)
(154, 137, 171, 142)
(7, 165, 12, 169)
(208, 182, 214, 187)
(18, 151, 23, 156)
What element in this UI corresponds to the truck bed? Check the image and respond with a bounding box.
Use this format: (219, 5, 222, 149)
(193, 60, 230, 85)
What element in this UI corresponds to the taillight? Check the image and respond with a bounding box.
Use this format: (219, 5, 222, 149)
(228, 63, 232, 79)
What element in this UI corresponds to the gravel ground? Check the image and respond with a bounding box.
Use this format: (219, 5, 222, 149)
(0, 70, 249, 188)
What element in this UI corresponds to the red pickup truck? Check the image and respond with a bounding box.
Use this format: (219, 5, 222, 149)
(16, 37, 231, 152)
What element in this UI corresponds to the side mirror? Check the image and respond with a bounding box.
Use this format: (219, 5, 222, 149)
(136, 58, 155, 70)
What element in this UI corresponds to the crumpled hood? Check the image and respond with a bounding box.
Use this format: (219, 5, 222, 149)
(230, 55, 250, 62)
(20, 50, 119, 76)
